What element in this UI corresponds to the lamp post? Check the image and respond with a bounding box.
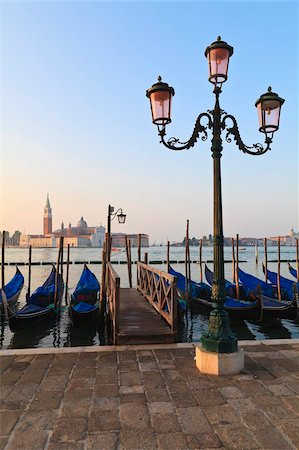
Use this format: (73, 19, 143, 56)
(146, 37, 284, 362)
(107, 204, 126, 261)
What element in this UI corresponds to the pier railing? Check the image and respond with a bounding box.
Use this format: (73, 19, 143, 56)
(106, 262, 120, 344)
(137, 262, 178, 335)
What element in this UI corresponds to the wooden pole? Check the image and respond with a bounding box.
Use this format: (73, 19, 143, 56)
(125, 236, 132, 288)
(54, 238, 62, 307)
(277, 236, 281, 301)
(296, 237, 299, 283)
(232, 238, 236, 283)
(28, 245, 32, 298)
(138, 234, 141, 263)
(65, 244, 70, 305)
(100, 235, 108, 315)
(60, 237, 64, 282)
(185, 220, 189, 299)
(1, 231, 5, 289)
(235, 234, 240, 300)
(264, 238, 268, 284)
(167, 241, 170, 272)
(199, 239, 203, 283)
(255, 244, 259, 266)
(144, 252, 148, 265)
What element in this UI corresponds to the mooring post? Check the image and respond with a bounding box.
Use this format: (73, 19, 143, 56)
(277, 236, 281, 301)
(1, 231, 5, 289)
(28, 245, 32, 298)
(65, 244, 70, 305)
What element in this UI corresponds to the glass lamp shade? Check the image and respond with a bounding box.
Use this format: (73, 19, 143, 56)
(205, 36, 233, 84)
(117, 212, 126, 224)
(255, 87, 285, 133)
(146, 76, 175, 126)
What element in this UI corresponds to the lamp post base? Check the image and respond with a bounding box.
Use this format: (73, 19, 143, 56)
(195, 344, 244, 376)
(200, 309, 238, 353)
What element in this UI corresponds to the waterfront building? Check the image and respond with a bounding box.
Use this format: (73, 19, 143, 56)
(111, 233, 149, 247)
(268, 227, 299, 246)
(19, 195, 106, 248)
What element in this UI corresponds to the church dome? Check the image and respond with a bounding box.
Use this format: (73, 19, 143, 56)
(77, 216, 88, 229)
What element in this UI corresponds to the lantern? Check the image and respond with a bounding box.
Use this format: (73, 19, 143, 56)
(146, 76, 175, 126)
(255, 87, 285, 134)
(205, 36, 233, 85)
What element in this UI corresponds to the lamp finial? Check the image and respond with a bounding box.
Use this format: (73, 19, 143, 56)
(268, 86, 272, 92)
(217, 36, 221, 41)
(158, 75, 162, 82)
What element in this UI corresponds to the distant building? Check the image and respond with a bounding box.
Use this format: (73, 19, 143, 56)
(268, 227, 299, 246)
(20, 195, 106, 248)
(111, 233, 149, 248)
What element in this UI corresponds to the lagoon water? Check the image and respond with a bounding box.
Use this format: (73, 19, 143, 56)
(1, 246, 299, 349)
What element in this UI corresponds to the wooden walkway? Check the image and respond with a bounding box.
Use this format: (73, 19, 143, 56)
(117, 288, 175, 345)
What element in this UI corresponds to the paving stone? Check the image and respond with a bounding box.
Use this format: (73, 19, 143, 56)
(252, 427, 291, 449)
(137, 350, 154, 357)
(51, 417, 87, 443)
(138, 355, 156, 363)
(67, 378, 94, 390)
(119, 361, 139, 372)
(120, 371, 142, 386)
(47, 441, 85, 450)
(0, 410, 22, 436)
(7, 430, 49, 449)
(154, 350, 173, 360)
(273, 357, 299, 372)
(156, 432, 188, 450)
(0, 384, 13, 401)
(219, 386, 244, 399)
(118, 351, 136, 362)
(241, 410, 273, 430)
(18, 368, 47, 384)
(139, 362, 159, 371)
(39, 374, 69, 391)
(64, 388, 93, 401)
(170, 390, 197, 407)
(157, 360, 176, 370)
(177, 406, 211, 434)
(51, 354, 78, 367)
(142, 371, 165, 388)
(165, 380, 189, 393)
(98, 352, 117, 364)
(1, 383, 38, 409)
(31, 354, 54, 368)
(214, 424, 259, 449)
(119, 403, 150, 430)
(88, 410, 120, 432)
(146, 388, 171, 402)
(86, 432, 118, 450)
(279, 418, 299, 448)
(281, 395, 299, 414)
(119, 429, 157, 450)
(61, 398, 91, 417)
(0, 369, 23, 385)
(76, 353, 98, 367)
(194, 388, 226, 406)
(187, 432, 223, 449)
(120, 393, 147, 404)
(15, 410, 59, 431)
(119, 385, 144, 394)
(0, 436, 8, 450)
(92, 397, 119, 411)
(227, 398, 256, 412)
(29, 389, 64, 411)
(148, 402, 174, 414)
(0, 356, 14, 373)
(266, 383, 294, 396)
(95, 384, 118, 397)
(203, 404, 241, 426)
(237, 380, 271, 397)
(71, 367, 96, 379)
(151, 413, 180, 433)
(95, 368, 118, 384)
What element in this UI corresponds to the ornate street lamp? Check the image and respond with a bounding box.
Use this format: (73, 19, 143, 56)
(107, 205, 126, 260)
(146, 37, 284, 368)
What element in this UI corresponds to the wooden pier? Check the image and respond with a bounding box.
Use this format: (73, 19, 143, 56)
(106, 262, 178, 345)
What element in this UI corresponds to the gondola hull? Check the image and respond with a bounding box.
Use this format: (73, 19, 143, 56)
(8, 306, 56, 333)
(69, 305, 100, 326)
(0, 268, 24, 314)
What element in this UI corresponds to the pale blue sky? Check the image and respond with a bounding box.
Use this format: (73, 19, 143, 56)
(0, 1, 298, 243)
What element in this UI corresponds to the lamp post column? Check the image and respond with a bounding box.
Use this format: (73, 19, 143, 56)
(201, 88, 237, 353)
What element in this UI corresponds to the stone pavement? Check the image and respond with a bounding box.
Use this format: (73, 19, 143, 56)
(1, 340, 299, 450)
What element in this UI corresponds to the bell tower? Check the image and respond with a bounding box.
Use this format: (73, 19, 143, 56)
(43, 194, 52, 236)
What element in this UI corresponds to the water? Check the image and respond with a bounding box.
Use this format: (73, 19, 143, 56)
(1, 246, 298, 349)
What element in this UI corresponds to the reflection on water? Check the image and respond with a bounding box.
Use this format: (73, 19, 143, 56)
(1, 246, 299, 349)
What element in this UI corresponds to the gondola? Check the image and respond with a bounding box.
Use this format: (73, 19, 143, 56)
(0, 267, 24, 314)
(288, 262, 298, 281)
(169, 266, 262, 321)
(204, 264, 249, 299)
(3, 266, 64, 333)
(263, 263, 299, 300)
(206, 265, 298, 320)
(69, 264, 100, 326)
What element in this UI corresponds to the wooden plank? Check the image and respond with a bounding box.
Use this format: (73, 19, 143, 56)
(117, 288, 174, 345)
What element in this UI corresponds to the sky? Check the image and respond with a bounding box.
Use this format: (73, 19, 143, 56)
(0, 0, 298, 243)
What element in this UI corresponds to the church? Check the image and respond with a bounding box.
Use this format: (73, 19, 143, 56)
(20, 195, 105, 248)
